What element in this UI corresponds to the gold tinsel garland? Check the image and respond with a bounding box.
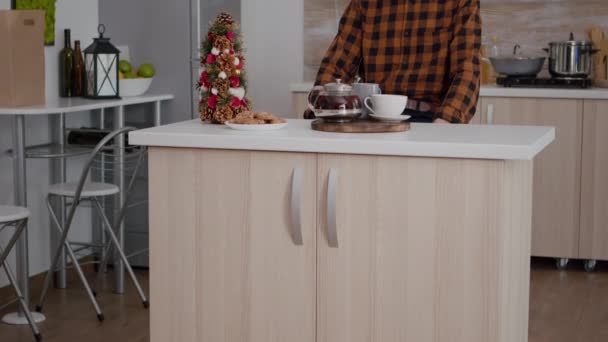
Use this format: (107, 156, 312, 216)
(213, 78, 230, 95)
(213, 36, 232, 52)
(213, 105, 234, 123)
(216, 53, 235, 75)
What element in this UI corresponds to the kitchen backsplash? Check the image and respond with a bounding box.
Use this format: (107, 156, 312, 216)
(304, 0, 608, 81)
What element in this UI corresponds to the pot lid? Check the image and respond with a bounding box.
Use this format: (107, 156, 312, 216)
(549, 32, 593, 47)
(493, 44, 545, 60)
(324, 79, 353, 95)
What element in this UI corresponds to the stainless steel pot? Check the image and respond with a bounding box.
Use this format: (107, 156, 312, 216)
(489, 44, 545, 77)
(545, 33, 597, 78)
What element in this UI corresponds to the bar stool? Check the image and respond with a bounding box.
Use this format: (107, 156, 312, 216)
(35, 127, 148, 321)
(0, 206, 42, 341)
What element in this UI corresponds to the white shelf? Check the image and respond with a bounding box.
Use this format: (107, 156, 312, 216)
(0, 94, 174, 115)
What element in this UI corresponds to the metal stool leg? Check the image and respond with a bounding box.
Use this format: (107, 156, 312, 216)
(37, 195, 105, 321)
(93, 198, 149, 308)
(0, 221, 42, 341)
(2, 259, 42, 340)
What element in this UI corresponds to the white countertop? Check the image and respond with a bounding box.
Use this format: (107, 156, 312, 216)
(0, 94, 174, 115)
(130, 119, 555, 161)
(290, 82, 608, 100)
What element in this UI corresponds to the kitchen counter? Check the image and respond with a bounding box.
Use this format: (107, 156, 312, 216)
(290, 82, 608, 99)
(136, 118, 553, 342)
(130, 119, 554, 160)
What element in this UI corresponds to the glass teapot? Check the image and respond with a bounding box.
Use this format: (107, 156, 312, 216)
(307, 79, 362, 122)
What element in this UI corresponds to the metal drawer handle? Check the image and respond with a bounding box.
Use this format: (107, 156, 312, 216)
(487, 104, 495, 125)
(327, 168, 339, 247)
(290, 167, 304, 245)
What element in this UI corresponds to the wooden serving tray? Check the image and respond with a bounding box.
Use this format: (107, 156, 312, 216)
(311, 119, 410, 133)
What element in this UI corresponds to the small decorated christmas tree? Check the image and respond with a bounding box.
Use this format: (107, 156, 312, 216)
(198, 12, 250, 124)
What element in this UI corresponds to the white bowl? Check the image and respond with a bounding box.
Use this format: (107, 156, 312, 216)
(119, 78, 153, 97)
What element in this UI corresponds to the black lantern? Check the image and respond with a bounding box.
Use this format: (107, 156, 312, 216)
(84, 24, 120, 99)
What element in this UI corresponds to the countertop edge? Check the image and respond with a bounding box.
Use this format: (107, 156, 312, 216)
(0, 94, 175, 115)
(130, 126, 555, 161)
(289, 83, 608, 100)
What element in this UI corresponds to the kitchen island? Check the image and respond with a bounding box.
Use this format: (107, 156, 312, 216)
(130, 119, 554, 342)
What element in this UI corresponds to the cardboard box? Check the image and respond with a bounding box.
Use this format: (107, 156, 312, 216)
(0, 10, 45, 107)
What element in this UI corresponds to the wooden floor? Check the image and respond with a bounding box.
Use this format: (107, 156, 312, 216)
(0, 258, 607, 342)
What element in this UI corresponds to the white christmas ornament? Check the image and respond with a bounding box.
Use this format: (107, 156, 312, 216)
(229, 87, 246, 100)
(218, 71, 227, 79)
(224, 49, 230, 55)
(234, 57, 240, 66)
(211, 47, 220, 56)
(211, 88, 218, 95)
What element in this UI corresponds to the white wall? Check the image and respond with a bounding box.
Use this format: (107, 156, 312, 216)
(0, 0, 98, 287)
(242, 0, 304, 117)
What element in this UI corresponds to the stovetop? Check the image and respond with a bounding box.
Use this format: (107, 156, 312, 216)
(497, 76, 592, 89)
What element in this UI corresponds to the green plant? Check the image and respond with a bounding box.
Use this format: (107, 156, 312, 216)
(15, 0, 57, 46)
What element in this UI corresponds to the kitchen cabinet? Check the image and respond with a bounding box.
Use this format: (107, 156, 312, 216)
(481, 98, 583, 259)
(315, 154, 532, 342)
(147, 143, 540, 342)
(580, 100, 608, 261)
(149, 148, 316, 342)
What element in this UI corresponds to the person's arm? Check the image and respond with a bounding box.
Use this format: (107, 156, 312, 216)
(315, 0, 363, 85)
(435, 0, 481, 123)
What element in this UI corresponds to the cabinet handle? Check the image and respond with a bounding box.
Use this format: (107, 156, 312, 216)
(487, 104, 495, 125)
(290, 167, 304, 245)
(327, 168, 339, 248)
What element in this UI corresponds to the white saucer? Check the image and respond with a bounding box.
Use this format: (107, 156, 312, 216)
(369, 113, 411, 122)
(225, 122, 288, 131)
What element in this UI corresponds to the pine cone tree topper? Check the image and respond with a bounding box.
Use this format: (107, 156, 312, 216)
(216, 12, 234, 26)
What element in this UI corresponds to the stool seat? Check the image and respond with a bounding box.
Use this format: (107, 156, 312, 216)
(0, 206, 30, 223)
(48, 182, 119, 198)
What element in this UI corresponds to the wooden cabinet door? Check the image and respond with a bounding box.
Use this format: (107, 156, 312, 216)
(316, 154, 532, 342)
(470, 97, 483, 124)
(482, 97, 583, 258)
(149, 148, 317, 342)
(580, 100, 608, 260)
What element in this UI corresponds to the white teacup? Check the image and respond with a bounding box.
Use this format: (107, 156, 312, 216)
(364, 94, 408, 117)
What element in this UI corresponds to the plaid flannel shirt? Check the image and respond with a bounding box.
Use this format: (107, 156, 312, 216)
(315, 0, 482, 123)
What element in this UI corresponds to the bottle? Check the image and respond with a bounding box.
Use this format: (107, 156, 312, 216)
(72, 40, 85, 96)
(59, 29, 74, 97)
(485, 36, 500, 84)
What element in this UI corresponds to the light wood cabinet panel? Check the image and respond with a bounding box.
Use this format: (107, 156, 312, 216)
(316, 154, 532, 342)
(293, 93, 309, 119)
(580, 100, 608, 260)
(471, 97, 483, 124)
(149, 148, 317, 342)
(482, 97, 583, 258)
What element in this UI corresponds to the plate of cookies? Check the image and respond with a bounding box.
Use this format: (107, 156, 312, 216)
(225, 111, 288, 131)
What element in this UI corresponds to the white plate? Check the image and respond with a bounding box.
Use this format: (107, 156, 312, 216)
(369, 113, 411, 122)
(225, 121, 288, 131)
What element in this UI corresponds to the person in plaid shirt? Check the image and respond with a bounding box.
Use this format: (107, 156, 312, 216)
(315, 0, 481, 123)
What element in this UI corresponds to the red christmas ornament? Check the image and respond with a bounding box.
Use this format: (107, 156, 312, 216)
(226, 31, 235, 41)
(230, 76, 240, 88)
(206, 54, 216, 64)
(200, 71, 208, 84)
(230, 96, 241, 109)
(208, 95, 219, 108)
(230, 49, 235, 55)
(208, 32, 214, 42)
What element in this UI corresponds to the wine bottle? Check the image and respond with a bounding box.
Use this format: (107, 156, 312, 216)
(72, 40, 85, 96)
(59, 29, 74, 97)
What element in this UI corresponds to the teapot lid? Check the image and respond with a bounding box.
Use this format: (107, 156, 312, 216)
(324, 79, 352, 95)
